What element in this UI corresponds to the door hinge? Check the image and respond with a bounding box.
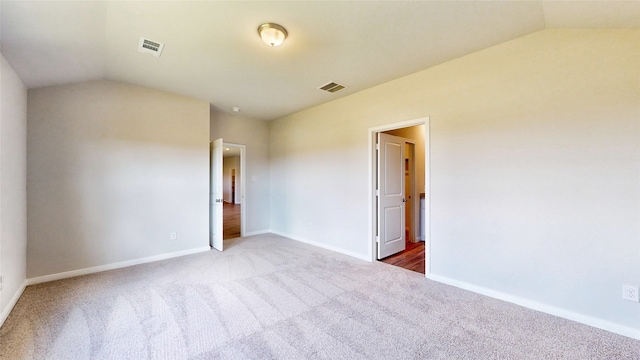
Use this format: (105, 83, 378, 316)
(375, 236, 380, 243)
(376, 143, 380, 151)
(376, 189, 380, 196)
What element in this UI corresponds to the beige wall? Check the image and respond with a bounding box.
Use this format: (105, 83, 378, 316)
(210, 110, 270, 235)
(269, 30, 640, 334)
(27, 80, 210, 278)
(0, 53, 28, 323)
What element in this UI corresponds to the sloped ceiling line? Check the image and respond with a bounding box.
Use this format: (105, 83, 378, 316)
(1, 1, 638, 121)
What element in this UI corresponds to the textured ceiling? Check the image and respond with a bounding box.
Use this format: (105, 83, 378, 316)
(1, 1, 638, 121)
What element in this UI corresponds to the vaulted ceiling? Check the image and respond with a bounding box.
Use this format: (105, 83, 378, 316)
(1, 1, 638, 121)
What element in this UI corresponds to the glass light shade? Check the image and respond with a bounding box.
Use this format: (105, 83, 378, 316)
(258, 23, 288, 47)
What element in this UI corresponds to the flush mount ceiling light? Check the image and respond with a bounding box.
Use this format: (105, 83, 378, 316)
(258, 23, 288, 47)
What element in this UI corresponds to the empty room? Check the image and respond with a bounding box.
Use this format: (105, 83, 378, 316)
(1, 1, 639, 359)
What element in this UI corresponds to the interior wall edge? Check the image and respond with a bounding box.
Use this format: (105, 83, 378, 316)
(0, 280, 26, 329)
(242, 230, 271, 237)
(429, 273, 640, 340)
(26, 246, 211, 286)
(269, 230, 371, 262)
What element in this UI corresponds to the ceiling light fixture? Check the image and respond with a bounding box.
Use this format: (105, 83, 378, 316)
(232, 106, 241, 112)
(258, 23, 288, 47)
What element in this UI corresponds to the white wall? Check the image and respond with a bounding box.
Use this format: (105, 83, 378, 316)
(0, 53, 27, 324)
(27, 80, 210, 278)
(211, 110, 270, 235)
(269, 30, 640, 336)
(223, 156, 240, 203)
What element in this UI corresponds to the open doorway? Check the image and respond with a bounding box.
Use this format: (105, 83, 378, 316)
(222, 143, 245, 240)
(211, 139, 246, 251)
(369, 118, 429, 275)
(379, 129, 422, 273)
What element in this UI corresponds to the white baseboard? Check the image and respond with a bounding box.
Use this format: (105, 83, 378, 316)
(243, 230, 271, 237)
(429, 273, 640, 340)
(0, 280, 27, 328)
(27, 246, 211, 286)
(270, 230, 371, 262)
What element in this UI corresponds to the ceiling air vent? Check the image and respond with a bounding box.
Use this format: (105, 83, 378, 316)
(138, 37, 164, 57)
(319, 82, 346, 93)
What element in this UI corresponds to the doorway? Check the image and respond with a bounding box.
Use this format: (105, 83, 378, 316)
(369, 118, 430, 276)
(210, 139, 246, 251)
(378, 137, 425, 272)
(223, 145, 243, 239)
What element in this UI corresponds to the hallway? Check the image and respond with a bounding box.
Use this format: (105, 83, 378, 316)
(223, 202, 241, 239)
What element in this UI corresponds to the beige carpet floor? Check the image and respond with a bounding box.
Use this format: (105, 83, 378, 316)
(1, 234, 638, 359)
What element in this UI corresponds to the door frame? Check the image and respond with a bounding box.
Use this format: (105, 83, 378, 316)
(404, 141, 417, 244)
(368, 117, 430, 277)
(223, 142, 247, 237)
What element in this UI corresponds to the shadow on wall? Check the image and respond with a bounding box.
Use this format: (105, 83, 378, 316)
(27, 80, 210, 278)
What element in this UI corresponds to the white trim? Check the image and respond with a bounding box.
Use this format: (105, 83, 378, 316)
(27, 246, 211, 285)
(369, 118, 430, 133)
(243, 230, 271, 237)
(0, 280, 26, 328)
(423, 119, 431, 276)
(429, 273, 640, 340)
(270, 230, 371, 262)
(368, 117, 430, 276)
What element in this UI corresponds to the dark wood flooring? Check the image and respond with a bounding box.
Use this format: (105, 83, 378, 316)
(223, 202, 241, 239)
(380, 240, 425, 274)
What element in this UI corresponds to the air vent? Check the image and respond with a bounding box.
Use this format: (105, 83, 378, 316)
(138, 37, 164, 57)
(319, 82, 346, 93)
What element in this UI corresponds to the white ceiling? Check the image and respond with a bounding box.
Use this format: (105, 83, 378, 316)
(1, 1, 638, 121)
(223, 146, 241, 158)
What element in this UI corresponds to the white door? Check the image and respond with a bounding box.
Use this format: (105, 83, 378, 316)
(210, 138, 223, 251)
(377, 133, 406, 259)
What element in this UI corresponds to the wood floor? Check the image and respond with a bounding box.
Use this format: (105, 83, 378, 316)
(380, 240, 425, 274)
(223, 202, 241, 239)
